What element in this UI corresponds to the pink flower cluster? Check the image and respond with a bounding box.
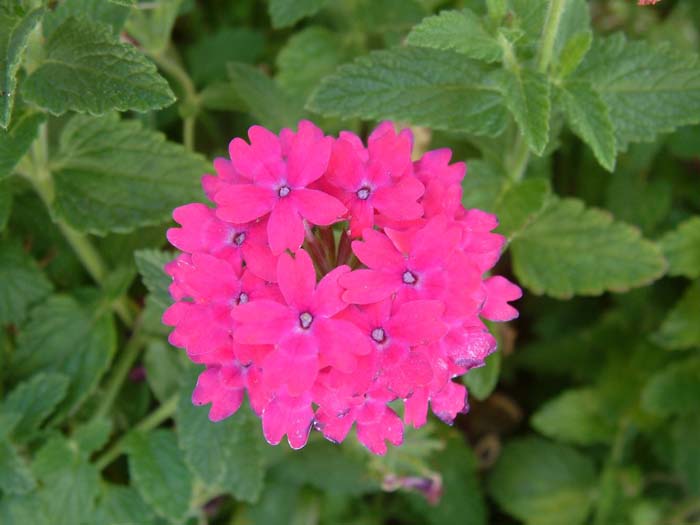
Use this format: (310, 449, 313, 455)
(164, 121, 521, 455)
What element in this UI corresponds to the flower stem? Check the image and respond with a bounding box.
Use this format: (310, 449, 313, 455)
(537, 0, 566, 74)
(94, 394, 178, 470)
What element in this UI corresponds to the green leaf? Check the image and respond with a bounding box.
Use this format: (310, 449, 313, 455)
(124, 0, 181, 54)
(1, 372, 69, 439)
(605, 170, 671, 235)
(0, 238, 53, 325)
(52, 114, 207, 235)
(353, 0, 425, 36)
(559, 81, 616, 171)
(228, 62, 305, 132)
(406, 9, 501, 63)
(642, 358, 700, 415)
(276, 26, 347, 101)
(511, 197, 667, 298)
(0, 439, 36, 495)
(654, 280, 700, 351)
(32, 435, 100, 525)
(0, 5, 44, 128)
(186, 27, 264, 86)
(575, 33, 700, 151)
(464, 350, 501, 401)
(144, 340, 186, 403)
(199, 81, 245, 112)
(671, 414, 700, 496)
(661, 216, 700, 278)
(176, 370, 265, 502)
(461, 161, 551, 239)
(0, 494, 50, 525)
(268, 0, 328, 28)
(555, 31, 592, 78)
(22, 17, 175, 116)
(134, 249, 174, 312)
(308, 47, 506, 136)
(13, 294, 116, 420)
(0, 110, 45, 180)
(126, 429, 193, 523)
(531, 388, 615, 445)
(488, 437, 596, 525)
(94, 485, 157, 525)
(108, 0, 135, 5)
(552, 0, 591, 76)
(43, 0, 129, 37)
(72, 417, 112, 454)
(0, 180, 10, 230)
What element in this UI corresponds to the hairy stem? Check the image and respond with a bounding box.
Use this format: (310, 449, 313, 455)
(537, 0, 566, 74)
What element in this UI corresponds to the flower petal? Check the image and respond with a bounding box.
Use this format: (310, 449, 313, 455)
(267, 198, 304, 254)
(293, 188, 347, 226)
(277, 249, 316, 310)
(215, 184, 276, 223)
(339, 269, 401, 305)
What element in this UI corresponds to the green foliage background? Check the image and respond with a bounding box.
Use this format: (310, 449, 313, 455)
(1, 0, 699, 524)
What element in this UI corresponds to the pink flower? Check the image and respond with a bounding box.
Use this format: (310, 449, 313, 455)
(164, 120, 522, 455)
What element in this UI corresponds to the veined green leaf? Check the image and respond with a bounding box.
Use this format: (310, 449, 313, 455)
(43, 0, 129, 37)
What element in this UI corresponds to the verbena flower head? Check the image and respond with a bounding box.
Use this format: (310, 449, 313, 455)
(164, 120, 521, 455)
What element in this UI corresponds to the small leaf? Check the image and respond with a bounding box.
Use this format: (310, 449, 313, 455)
(672, 415, 700, 496)
(0, 5, 44, 128)
(228, 62, 305, 132)
(552, 0, 592, 75)
(0, 238, 53, 325)
(72, 417, 112, 455)
(268, 0, 328, 28)
(134, 249, 174, 312)
(531, 388, 615, 445)
(0, 110, 45, 180)
(22, 17, 175, 116)
(126, 429, 193, 523)
(176, 369, 265, 502)
(13, 294, 116, 420)
(559, 81, 616, 171)
(308, 47, 507, 136)
(124, 0, 181, 54)
(555, 31, 592, 78)
(406, 9, 502, 63)
(43, 0, 129, 37)
(199, 81, 245, 112)
(654, 280, 700, 351)
(488, 437, 596, 525)
(1, 372, 69, 439)
(144, 340, 186, 403)
(661, 216, 700, 278)
(511, 197, 667, 298)
(464, 350, 501, 401)
(52, 114, 208, 235)
(0, 439, 36, 495)
(642, 357, 700, 415)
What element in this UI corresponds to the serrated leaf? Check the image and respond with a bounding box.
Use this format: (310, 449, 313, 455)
(126, 429, 193, 523)
(309, 47, 506, 136)
(488, 437, 596, 525)
(511, 197, 667, 298)
(672, 415, 700, 496)
(2, 372, 69, 439)
(134, 249, 174, 311)
(227, 62, 305, 132)
(124, 0, 181, 54)
(13, 294, 116, 420)
(72, 417, 112, 454)
(0, 5, 43, 128)
(559, 81, 616, 171)
(268, 0, 328, 28)
(32, 435, 100, 525)
(555, 31, 592, 78)
(575, 33, 700, 151)
(0, 181, 10, 230)
(276, 26, 347, 101)
(51, 114, 207, 235)
(552, 0, 591, 75)
(464, 350, 501, 401)
(144, 340, 186, 403)
(94, 485, 157, 525)
(531, 388, 615, 445)
(406, 9, 501, 63)
(0, 238, 53, 325)
(0, 439, 36, 495)
(509, 0, 548, 48)
(498, 68, 550, 155)
(176, 369, 265, 502)
(654, 281, 700, 351)
(642, 357, 700, 415)
(661, 216, 700, 278)
(43, 0, 129, 37)
(22, 17, 175, 116)
(0, 110, 45, 180)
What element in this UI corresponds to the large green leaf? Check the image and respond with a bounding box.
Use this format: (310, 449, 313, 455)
(43, 0, 129, 36)
(51, 114, 207, 235)
(488, 437, 596, 525)
(406, 9, 501, 63)
(661, 216, 700, 278)
(22, 17, 175, 116)
(575, 33, 700, 151)
(654, 280, 700, 350)
(126, 429, 193, 523)
(176, 370, 265, 502)
(531, 388, 615, 445)
(511, 198, 667, 298)
(308, 47, 507, 136)
(0, 439, 36, 495)
(0, 239, 53, 325)
(268, 0, 328, 28)
(12, 294, 116, 420)
(642, 357, 700, 415)
(94, 485, 158, 525)
(0, 5, 44, 128)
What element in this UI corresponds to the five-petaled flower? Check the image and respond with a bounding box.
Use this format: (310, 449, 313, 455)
(164, 120, 522, 455)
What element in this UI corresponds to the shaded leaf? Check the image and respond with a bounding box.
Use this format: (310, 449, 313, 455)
(268, 0, 328, 28)
(0, 439, 36, 495)
(654, 280, 700, 350)
(43, 0, 129, 36)
(0, 110, 45, 180)
(661, 216, 700, 278)
(642, 357, 700, 416)
(124, 0, 181, 54)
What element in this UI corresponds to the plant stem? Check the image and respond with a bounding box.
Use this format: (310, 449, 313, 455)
(537, 0, 566, 74)
(94, 394, 178, 470)
(183, 115, 196, 151)
(506, 132, 531, 182)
